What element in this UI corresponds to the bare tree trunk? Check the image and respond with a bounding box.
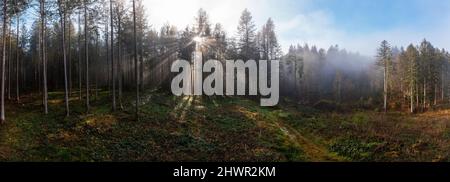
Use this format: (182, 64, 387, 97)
(37, 27, 41, 95)
(84, 0, 90, 112)
(434, 83, 437, 106)
(110, 0, 116, 111)
(78, 12, 82, 101)
(383, 64, 387, 112)
(16, 12, 20, 103)
(68, 14, 72, 96)
(411, 84, 414, 113)
(139, 13, 144, 92)
(41, 0, 48, 114)
(105, 19, 110, 96)
(60, 2, 70, 116)
(95, 33, 99, 100)
(416, 84, 419, 111)
(423, 80, 426, 110)
(133, 0, 139, 119)
(294, 60, 298, 101)
(117, 13, 123, 109)
(410, 69, 414, 113)
(8, 22, 12, 101)
(1, 0, 8, 123)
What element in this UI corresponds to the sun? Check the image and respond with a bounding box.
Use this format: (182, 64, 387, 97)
(193, 36, 203, 43)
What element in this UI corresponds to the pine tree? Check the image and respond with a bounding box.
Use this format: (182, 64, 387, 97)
(236, 9, 257, 61)
(376, 40, 392, 112)
(419, 39, 434, 109)
(194, 8, 211, 37)
(258, 18, 281, 60)
(212, 23, 227, 60)
(405, 45, 419, 113)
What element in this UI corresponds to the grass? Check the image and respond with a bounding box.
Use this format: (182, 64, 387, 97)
(0, 90, 449, 162)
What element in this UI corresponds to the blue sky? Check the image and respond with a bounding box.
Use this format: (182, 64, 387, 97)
(314, 0, 450, 35)
(312, 0, 424, 32)
(144, 0, 450, 56)
(20, 0, 447, 56)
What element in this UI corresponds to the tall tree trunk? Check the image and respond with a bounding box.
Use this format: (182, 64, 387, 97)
(8, 22, 12, 100)
(383, 63, 387, 112)
(117, 14, 123, 109)
(78, 12, 82, 101)
(60, 4, 70, 116)
(37, 25, 41, 95)
(41, 0, 48, 114)
(16, 12, 20, 103)
(139, 14, 144, 91)
(84, 1, 90, 112)
(294, 60, 298, 101)
(416, 84, 419, 111)
(411, 84, 414, 113)
(105, 19, 110, 96)
(423, 80, 426, 110)
(1, 0, 8, 123)
(68, 14, 72, 96)
(434, 83, 437, 106)
(132, 0, 139, 119)
(95, 33, 99, 100)
(110, 0, 116, 111)
(410, 69, 414, 113)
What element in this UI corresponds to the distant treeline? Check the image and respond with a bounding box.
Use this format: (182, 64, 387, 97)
(280, 44, 376, 105)
(279, 39, 450, 113)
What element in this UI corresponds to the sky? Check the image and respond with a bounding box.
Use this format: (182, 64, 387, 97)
(143, 0, 450, 56)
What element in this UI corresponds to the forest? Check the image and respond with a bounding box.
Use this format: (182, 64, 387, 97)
(0, 0, 449, 162)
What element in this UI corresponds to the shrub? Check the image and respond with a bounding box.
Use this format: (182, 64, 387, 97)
(330, 137, 383, 161)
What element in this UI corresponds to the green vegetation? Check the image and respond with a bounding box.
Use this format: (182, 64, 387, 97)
(1, 91, 449, 162)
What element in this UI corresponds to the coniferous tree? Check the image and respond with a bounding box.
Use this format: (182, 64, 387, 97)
(405, 45, 419, 113)
(376, 40, 392, 112)
(236, 9, 257, 61)
(258, 18, 281, 60)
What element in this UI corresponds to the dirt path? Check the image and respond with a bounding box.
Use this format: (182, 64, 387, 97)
(234, 103, 343, 161)
(275, 121, 343, 161)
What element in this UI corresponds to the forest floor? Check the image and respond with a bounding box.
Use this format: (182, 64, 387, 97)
(0, 90, 449, 162)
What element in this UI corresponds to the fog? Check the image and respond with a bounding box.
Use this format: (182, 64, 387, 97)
(280, 44, 380, 104)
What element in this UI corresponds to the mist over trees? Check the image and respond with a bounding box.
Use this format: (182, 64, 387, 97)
(280, 44, 376, 106)
(279, 39, 450, 112)
(0, 0, 449, 123)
